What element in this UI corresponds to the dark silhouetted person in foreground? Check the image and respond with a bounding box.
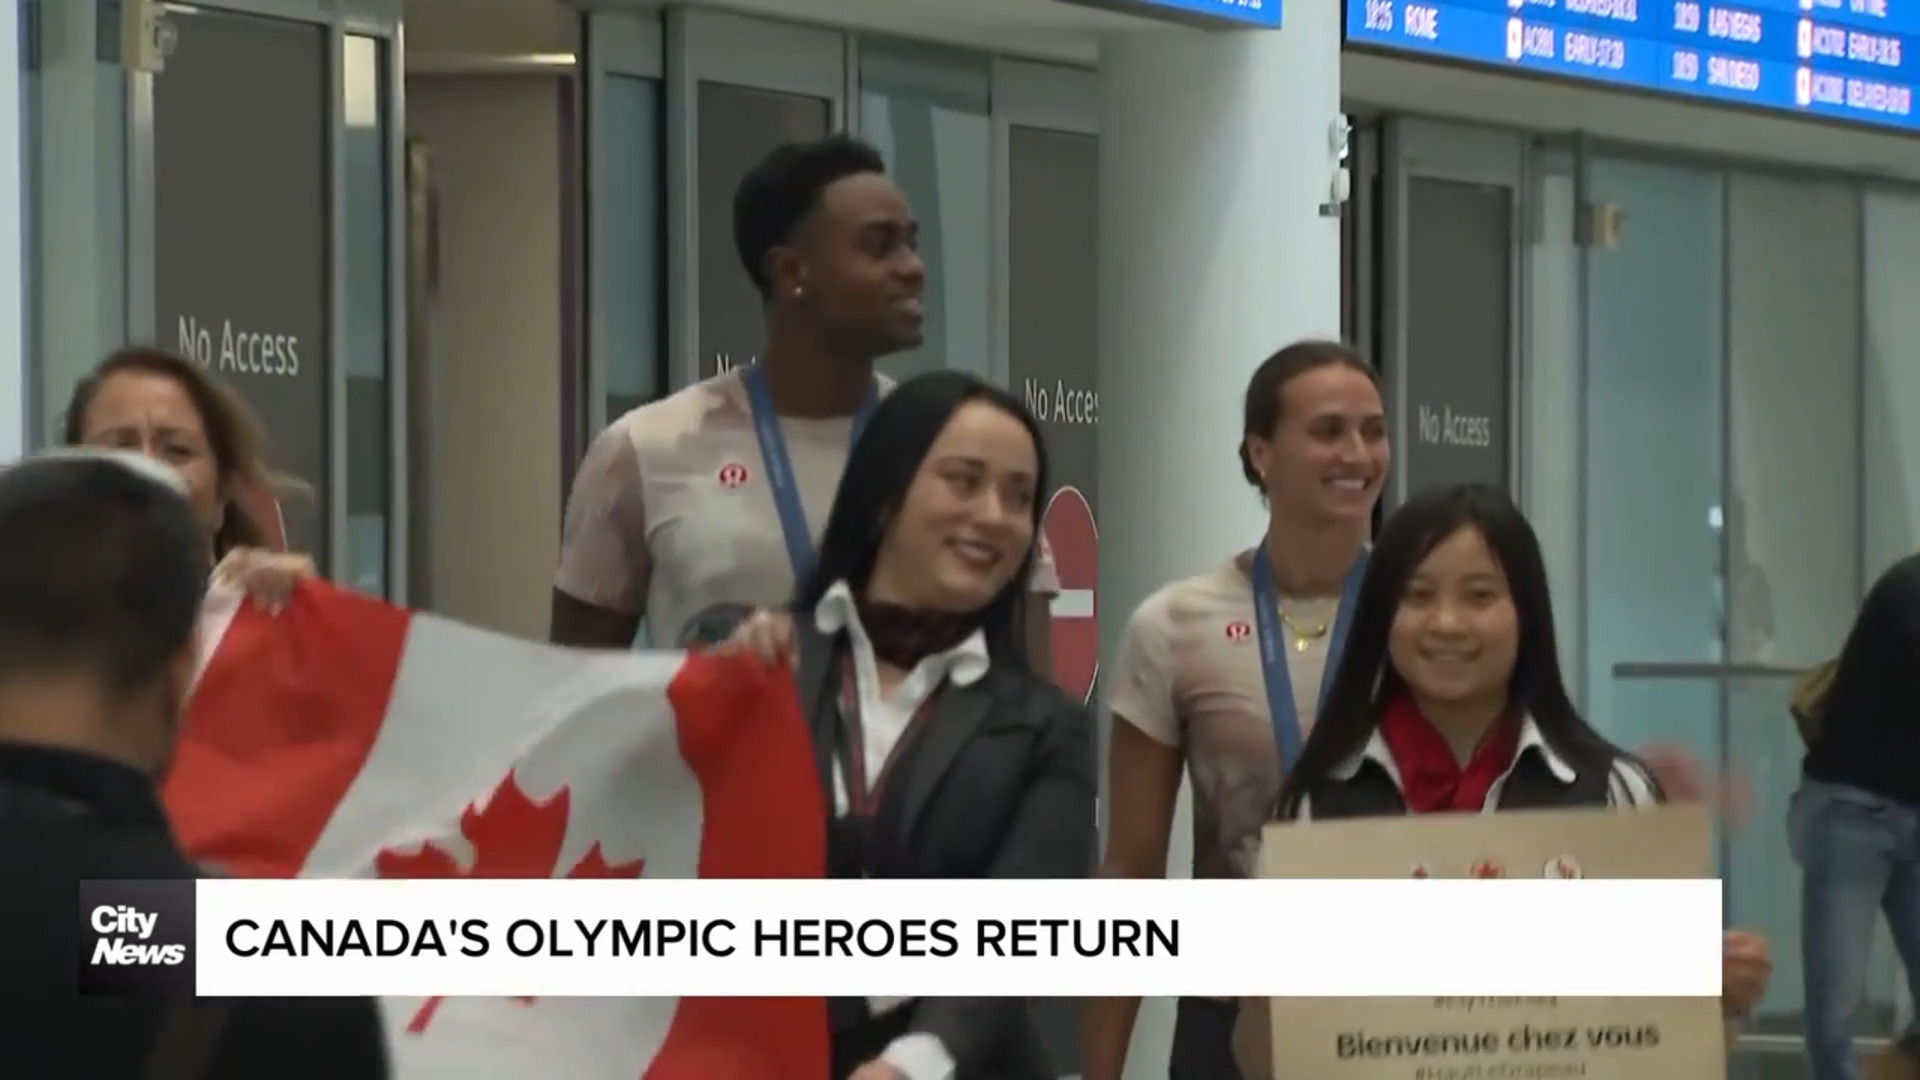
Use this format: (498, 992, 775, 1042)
(0, 450, 389, 1079)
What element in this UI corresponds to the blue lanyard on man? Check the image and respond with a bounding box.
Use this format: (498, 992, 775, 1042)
(1250, 545, 1368, 771)
(742, 363, 879, 582)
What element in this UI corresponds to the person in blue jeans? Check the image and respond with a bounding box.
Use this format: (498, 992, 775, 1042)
(1792, 551, 1920, 1080)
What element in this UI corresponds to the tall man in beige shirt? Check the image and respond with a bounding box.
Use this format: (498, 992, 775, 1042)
(553, 135, 1057, 657)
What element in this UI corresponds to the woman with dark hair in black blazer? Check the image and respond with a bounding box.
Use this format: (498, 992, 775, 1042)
(716, 369, 1095, 1080)
(1233, 484, 1772, 1079)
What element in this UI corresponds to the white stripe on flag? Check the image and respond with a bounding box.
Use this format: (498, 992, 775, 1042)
(191, 587, 244, 693)
(1050, 589, 1094, 619)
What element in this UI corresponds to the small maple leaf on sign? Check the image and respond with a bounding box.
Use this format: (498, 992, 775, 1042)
(373, 772, 645, 1035)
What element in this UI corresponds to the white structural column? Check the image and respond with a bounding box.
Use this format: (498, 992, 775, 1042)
(1095, 9, 1344, 1079)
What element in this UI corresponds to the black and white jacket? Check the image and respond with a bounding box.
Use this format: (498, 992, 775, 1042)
(1294, 715, 1662, 821)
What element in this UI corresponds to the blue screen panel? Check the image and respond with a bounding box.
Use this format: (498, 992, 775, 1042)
(1113, 0, 1282, 28)
(1347, 0, 1917, 132)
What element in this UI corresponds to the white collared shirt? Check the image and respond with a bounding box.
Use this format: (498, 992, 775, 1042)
(812, 581, 990, 1080)
(1295, 714, 1661, 820)
(813, 582, 991, 817)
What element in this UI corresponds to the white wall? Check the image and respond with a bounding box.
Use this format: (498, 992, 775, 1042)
(405, 74, 565, 639)
(1097, 11, 1344, 1078)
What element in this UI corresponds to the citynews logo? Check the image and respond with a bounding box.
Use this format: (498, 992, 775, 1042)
(79, 880, 196, 995)
(90, 904, 185, 966)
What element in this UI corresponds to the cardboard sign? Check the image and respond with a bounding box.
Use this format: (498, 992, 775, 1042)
(1869, 1048, 1920, 1080)
(1244, 805, 1726, 1080)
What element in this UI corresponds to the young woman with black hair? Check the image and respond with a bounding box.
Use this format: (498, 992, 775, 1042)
(1233, 483, 1772, 1079)
(716, 370, 1095, 1080)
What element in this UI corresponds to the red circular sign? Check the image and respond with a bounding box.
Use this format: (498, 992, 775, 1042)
(717, 462, 750, 489)
(1043, 486, 1098, 703)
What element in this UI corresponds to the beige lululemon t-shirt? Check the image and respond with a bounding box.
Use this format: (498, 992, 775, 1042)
(1107, 552, 1338, 881)
(555, 369, 1060, 645)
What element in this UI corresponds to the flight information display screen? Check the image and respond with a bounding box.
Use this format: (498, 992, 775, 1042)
(1089, 0, 1281, 27)
(1346, 0, 1917, 132)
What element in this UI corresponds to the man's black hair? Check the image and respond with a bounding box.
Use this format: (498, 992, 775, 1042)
(733, 134, 888, 298)
(0, 452, 209, 695)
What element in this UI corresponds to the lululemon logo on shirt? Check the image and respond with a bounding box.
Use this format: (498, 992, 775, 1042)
(1224, 620, 1253, 644)
(716, 462, 750, 489)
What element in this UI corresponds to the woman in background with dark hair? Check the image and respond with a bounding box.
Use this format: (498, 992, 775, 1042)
(63, 347, 314, 606)
(1234, 484, 1771, 1078)
(719, 370, 1094, 1080)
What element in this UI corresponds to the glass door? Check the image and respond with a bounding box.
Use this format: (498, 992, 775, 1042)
(665, 9, 847, 391)
(579, 10, 665, 448)
(1381, 118, 1521, 513)
(141, 0, 401, 596)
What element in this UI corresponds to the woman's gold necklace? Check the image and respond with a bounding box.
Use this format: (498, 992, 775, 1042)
(1278, 602, 1333, 654)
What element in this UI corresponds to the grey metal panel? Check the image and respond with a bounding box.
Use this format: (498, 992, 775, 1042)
(125, 72, 154, 339)
(988, 57, 1094, 392)
(383, 21, 407, 602)
(1352, 124, 1379, 365)
(1380, 117, 1525, 507)
(403, 138, 436, 610)
(0, 0, 20, 459)
(586, 9, 662, 79)
(327, 21, 347, 578)
(164, 0, 397, 26)
(1380, 118, 1408, 512)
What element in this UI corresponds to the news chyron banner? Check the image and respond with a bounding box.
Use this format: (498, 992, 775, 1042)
(78, 880, 197, 996)
(79, 877, 1722, 1000)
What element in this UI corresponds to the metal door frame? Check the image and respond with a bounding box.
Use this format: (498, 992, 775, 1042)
(129, 0, 405, 596)
(664, 7, 848, 393)
(988, 57, 1096, 392)
(581, 9, 663, 439)
(1379, 117, 1526, 514)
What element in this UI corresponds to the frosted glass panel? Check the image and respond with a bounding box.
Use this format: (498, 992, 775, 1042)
(1863, 190, 1920, 584)
(1725, 173, 1860, 667)
(1581, 157, 1724, 745)
(1524, 146, 1582, 703)
(29, 0, 127, 443)
(597, 74, 663, 422)
(858, 41, 990, 379)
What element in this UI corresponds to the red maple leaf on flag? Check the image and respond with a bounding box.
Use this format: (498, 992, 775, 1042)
(373, 772, 645, 1035)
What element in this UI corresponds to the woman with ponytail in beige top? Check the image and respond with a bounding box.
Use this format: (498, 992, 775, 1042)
(1084, 341, 1765, 1080)
(1084, 341, 1389, 1080)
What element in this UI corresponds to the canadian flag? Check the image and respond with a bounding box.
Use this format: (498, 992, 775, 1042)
(164, 581, 830, 1079)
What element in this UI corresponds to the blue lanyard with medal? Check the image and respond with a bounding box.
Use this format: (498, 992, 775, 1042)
(1251, 545, 1368, 770)
(742, 362, 878, 581)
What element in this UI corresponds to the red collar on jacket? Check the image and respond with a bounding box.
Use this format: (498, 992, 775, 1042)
(1377, 692, 1521, 813)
